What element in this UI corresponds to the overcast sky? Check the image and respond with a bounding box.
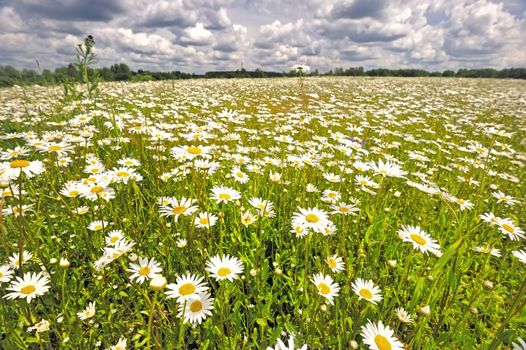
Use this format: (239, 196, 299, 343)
(0, 0, 525, 73)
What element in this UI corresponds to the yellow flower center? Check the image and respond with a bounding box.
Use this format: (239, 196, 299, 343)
(199, 218, 209, 225)
(305, 214, 319, 223)
(374, 335, 392, 350)
(339, 207, 349, 213)
(327, 259, 337, 269)
(69, 191, 79, 197)
(318, 283, 330, 295)
(110, 236, 120, 244)
(456, 198, 465, 205)
(187, 146, 202, 155)
(502, 224, 515, 233)
(116, 171, 129, 177)
(90, 186, 104, 193)
(49, 145, 62, 151)
(236, 172, 244, 178)
(139, 266, 151, 276)
(218, 267, 231, 277)
(10, 160, 30, 168)
(328, 192, 337, 198)
(410, 234, 427, 246)
(219, 193, 231, 200)
(359, 288, 373, 299)
(179, 283, 196, 296)
(172, 206, 187, 215)
(190, 300, 203, 312)
(21, 285, 36, 295)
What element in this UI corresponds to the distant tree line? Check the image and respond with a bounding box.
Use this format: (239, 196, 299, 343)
(1, 64, 525, 87)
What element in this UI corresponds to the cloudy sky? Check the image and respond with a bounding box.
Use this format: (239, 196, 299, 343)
(0, 0, 525, 73)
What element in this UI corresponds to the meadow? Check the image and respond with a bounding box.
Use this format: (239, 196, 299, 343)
(0, 76, 525, 349)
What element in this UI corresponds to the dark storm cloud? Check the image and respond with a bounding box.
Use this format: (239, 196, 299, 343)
(0, 0, 524, 72)
(330, 0, 386, 19)
(14, 0, 128, 22)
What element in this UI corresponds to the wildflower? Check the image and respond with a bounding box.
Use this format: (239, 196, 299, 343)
(311, 273, 340, 305)
(0, 265, 14, 283)
(351, 278, 383, 305)
(210, 185, 241, 204)
(512, 250, 526, 264)
(77, 302, 96, 321)
(3, 272, 51, 303)
(206, 255, 244, 282)
(395, 307, 413, 324)
(397, 225, 441, 256)
(266, 334, 308, 350)
(194, 212, 218, 229)
(325, 254, 345, 273)
(166, 273, 208, 301)
(178, 291, 214, 324)
(158, 197, 198, 221)
(360, 320, 404, 350)
(292, 207, 330, 234)
(127, 257, 162, 284)
(0, 159, 45, 179)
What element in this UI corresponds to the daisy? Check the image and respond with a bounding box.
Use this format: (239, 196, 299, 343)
(352, 278, 383, 304)
(311, 273, 340, 305)
(473, 246, 501, 257)
(210, 185, 241, 204)
(355, 175, 379, 188)
(9, 250, 33, 269)
(117, 158, 140, 167)
(127, 257, 162, 284)
(369, 159, 407, 178)
(87, 220, 107, 232)
(166, 273, 208, 301)
(321, 189, 340, 203)
(325, 254, 345, 273)
(206, 255, 244, 282)
(77, 301, 96, 321)
(3, 272, 51, 303)
(361, 320, 404, 350)
(0, 159, 45, 179)
(479, 212, 498, 225)
(108, 337, 127, 350)
(60, 181, 83, 198)
(395, 307, 413, 324)
(171, 145, 211, 160)
(323, 172, 341, 183)
(0, 264, 14, 283)
(249, 197, 274, 213)
(194, 212, 218, 229)
(513, 338, 526, 350)
(266, 334, 308, 350)
(495, 218, 524, 240)
(292, 207, 330, 234)
(330, 202, 359, 216)
(111, 167, 142, 184)
(291, 223, 309, 238)
(450, 197, 474, 211)
(397, 225, 441, 256)
(80, 177, 114, 202)
(178, 291, 214, 324)
(0, 146, 30, 160)
(105, 230, 125, 245)
(492, 191, 520, 206)
(158, 197, 198, 221)
(231, 166, 249, 183)
(512, 250, 526, 264)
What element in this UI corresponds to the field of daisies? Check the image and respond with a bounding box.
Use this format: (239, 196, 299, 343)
(0, 76, 525, 349)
